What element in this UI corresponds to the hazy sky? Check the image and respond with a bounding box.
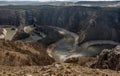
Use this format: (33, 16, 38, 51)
(0, 0, 118, 1)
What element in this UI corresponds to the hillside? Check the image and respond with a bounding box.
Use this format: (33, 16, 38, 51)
(0, 40, 55, 66)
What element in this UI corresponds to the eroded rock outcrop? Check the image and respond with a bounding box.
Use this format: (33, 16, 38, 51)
(91, 45, 120, 71)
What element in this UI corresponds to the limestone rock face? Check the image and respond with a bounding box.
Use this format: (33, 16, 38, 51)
(91, 45, 120, 71)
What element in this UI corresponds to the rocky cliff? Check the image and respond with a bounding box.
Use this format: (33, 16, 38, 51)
(0, 6, 120, 44)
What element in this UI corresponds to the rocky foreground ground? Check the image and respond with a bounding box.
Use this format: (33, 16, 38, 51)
(0, 62, 120, 76)
(0, 40, 120, 76)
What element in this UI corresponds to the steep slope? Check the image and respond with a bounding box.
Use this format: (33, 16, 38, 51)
(0, 6, 120, 44)
(0, 40, 55, 66)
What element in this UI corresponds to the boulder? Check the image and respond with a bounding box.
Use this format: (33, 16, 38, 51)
(91, 45, 120, 71)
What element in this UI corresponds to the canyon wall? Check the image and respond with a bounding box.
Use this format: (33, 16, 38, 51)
(0, 6, 120, 44)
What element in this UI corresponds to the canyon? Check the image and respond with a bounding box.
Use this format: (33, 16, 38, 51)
(0, 6, 120, 44)
(0, 5, 120, 76)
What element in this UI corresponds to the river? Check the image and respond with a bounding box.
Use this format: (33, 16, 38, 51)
(47, 26, 119, 61)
